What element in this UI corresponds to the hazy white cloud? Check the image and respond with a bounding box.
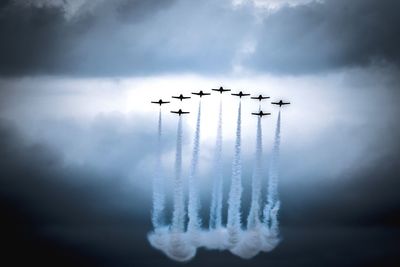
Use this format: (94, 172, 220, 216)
(1, 65, 398, 190)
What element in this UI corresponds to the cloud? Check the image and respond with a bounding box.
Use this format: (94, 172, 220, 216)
(0, 0, 399, 76)
(1, 105, 400, 266)
(0, 117, 159, 227)
(250, 0, 400, 73)
(233, 0, 322, 10)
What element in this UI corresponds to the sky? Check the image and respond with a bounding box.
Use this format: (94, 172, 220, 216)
(1, 0, 400, 266)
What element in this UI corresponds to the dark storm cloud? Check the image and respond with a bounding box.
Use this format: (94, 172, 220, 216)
(0, 2, 67, 75)
(0, 118, 148, 226)
(0, 0, 177, 76)
(0, 118, 148, 266)
(115, 0, 175, 23)
(250, 0, 400, 73)
(1, 0, 399, 76)
(279, 140, 400, 228)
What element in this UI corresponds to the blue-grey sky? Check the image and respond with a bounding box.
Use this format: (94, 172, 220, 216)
(0, 0, 400, 266)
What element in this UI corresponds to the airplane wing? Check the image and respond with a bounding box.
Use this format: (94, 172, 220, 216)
(151, 101, 158, 104)
(243, 93, 250, 96)
(203, 93, 211, 95)
(231, 93, 240, 96)
(181, 111, 190, 114)
(191, 92, 200, 95)
(282, 102, 290, 105)
(262, 96, 270, 99)
(251, 112, 260, 115)
(211, 89, 220, 91)
(171, 111, 179, 114)
(182, 96, 191, 99)
(271, 102, 279, 105)
(250, 97, 258, 99)
(161, 101, 170, 104)
(172, 96, 179, 99)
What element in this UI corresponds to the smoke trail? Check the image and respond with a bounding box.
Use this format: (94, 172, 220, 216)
(247, 116, 263, 230)
(168, 116, 197, 261)
(227, 102, 243, 248)
(187, 101, 202, 244)
(171, 116, 185, 233)
(263, 110, 282, 239)
(209, 99, 224, 230)
(151, 108, 166, 230)
(149, 116, 197, 262)
(230, 115, 264, 259)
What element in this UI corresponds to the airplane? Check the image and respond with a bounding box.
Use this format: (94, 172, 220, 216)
(172, 94, 191, 101)
(192, 90, 211, 97)
(212, 86, 231, 94)
(171, 109, 190, 116)
(252, 111, 271, 117)
(231, 91, 250, 98)
(271, 100, 290, 107)
(151, 99, 170, 106)
(251, 94, 270, 101)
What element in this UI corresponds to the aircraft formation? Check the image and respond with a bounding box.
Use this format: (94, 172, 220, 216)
(151, 86, 290, 117)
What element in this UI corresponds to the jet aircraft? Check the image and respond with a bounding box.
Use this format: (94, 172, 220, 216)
(151, 99, 170, 106)
(172, 94, 191, 101)
(171, 109, 190, 116)
(252, 111, 271, 117)
(192, 90, 211, 97)
(212, 86, 231, 94)
(232, 91, 250, 98)
(251, 94, 270, 101)
(271, 100, 290, 107)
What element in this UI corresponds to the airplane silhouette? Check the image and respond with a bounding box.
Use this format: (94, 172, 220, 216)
(271, 100, 290, 107)
(151, 99, 170, 106)
(192, 90, 211, 97)
(171, 109, 190, 116)
(212, 86, 231, 94)
(232, 91, 250, 98)
(252, 111, 271, 117)
(172, 94, 191, 101)
(251, 94, 270, 101)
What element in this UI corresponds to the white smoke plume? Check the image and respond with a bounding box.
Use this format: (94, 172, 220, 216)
(187, 101, 203, 245)
(227, 101, 243, 251)
(149, 116, 197, 262)
(151, 108, 166, 230)
(149, 103, 284, 261)
(261, 110, 282, 252)
(209, 99, 224, 230)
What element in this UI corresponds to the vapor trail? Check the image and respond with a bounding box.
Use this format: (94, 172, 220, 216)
(171, 116, 185, 233)
(227, 101, 243, 247)
(228, 114, 265, 259)
(209, 98, 224, 230)
(187, 101, 202, 240)
(263, 110, 281, 236)
(154, 116, 197, 262)
(152, 108, 166, 230)
(247, 115, 263, 230)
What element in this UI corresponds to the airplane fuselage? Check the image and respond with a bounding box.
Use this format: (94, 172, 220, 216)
(171, 109, 189, 116)
(151, 99, 169, 106)
(272, 100, 290, 107)
(234, 91, 249, 98)
(212, 86, 231, 94)
(192, 90, 210, 97)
